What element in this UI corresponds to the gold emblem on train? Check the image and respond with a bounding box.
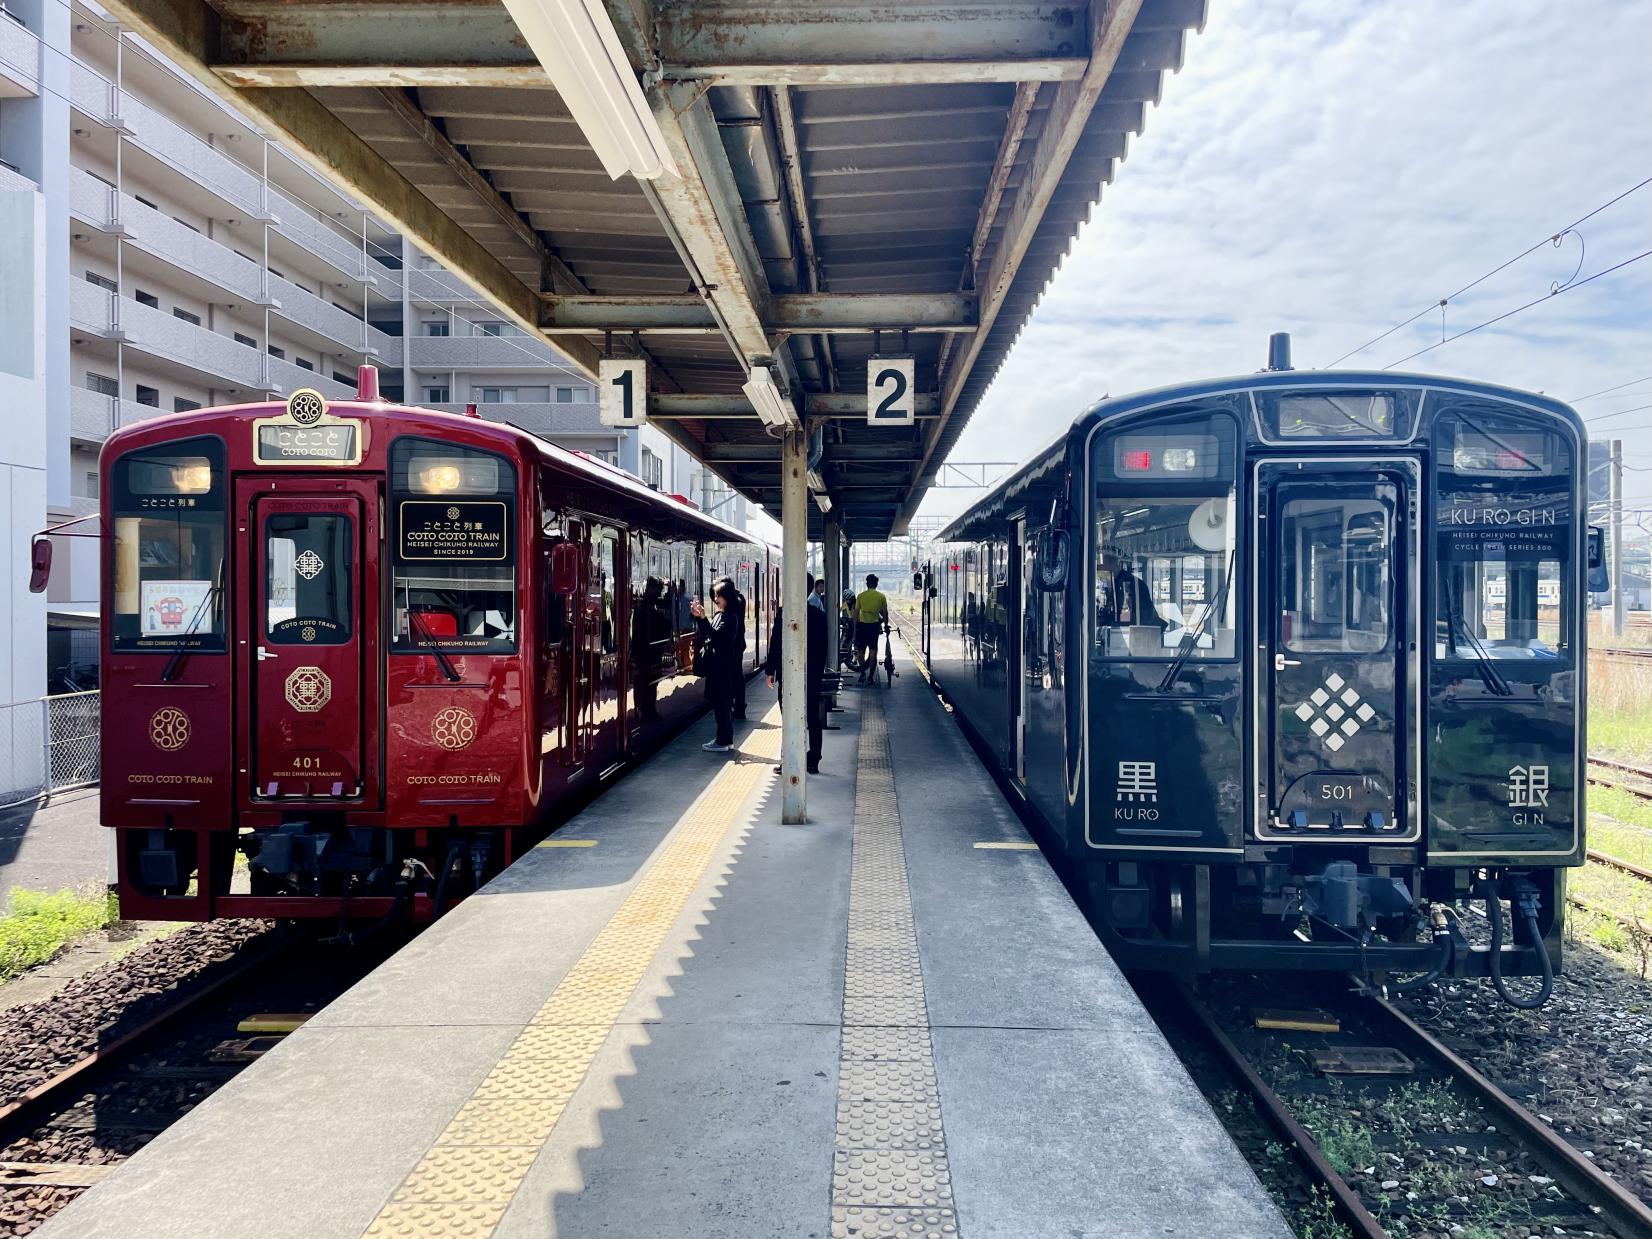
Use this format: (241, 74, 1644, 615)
(148, 706, 191, 751)
(287, 388, 327, 426)
(300, 625, 317, 643)
(284, 666, 332, 713)
(430, 706, 478, 751)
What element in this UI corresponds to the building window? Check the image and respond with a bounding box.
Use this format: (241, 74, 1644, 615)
(640, 447, 663, 491)
(268, 266, 286, 281)
(136, 290, 160, 308)
(477, 321, 505, 337)
(478, 388, 512, 404)
(134, 194, 157, 209)
(84, 270, 117, 294)
(234, 332, 257, 348)
(84, 471, 99, 498)
(173, 217, 201, 233)
(85, 372, 118, 397)
(174, 398, 201, 413)
(422, 321, 449, 337)
(172, 307, 201, 325)
(425, 386, 450, 403)
(332, 371, 352, 385)
(267, 345, 286, 360)
(295, 358, 315, 372)
(135, 385, 160, 408)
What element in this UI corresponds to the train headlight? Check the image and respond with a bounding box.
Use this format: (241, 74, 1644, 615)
(1162, 447, 1198, 472)
(170, 461, 213, 493)
(416, 463, 465, 493)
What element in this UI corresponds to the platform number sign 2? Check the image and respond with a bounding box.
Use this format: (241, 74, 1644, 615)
(867, 356, 915, 426)
(599, 359, 648, 427)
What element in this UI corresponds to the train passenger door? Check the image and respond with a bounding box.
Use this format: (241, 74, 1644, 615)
(1011, 516, 1029, 786)
(245, 485, 375, 800)
(1255, 459, 1418, 839)
(584, 525, 623, 771)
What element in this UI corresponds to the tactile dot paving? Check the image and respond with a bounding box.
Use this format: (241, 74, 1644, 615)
(838, 1059, 938, 1102)
(832, 1149, 952, 1207)
(836, 1101, 945, 1149)
(361, 1202, 507, 1238)
(831, 1206, 960, 1238)
(436, 1099, 565, 1147)
(391, 1146, 539, 1203)
(840, 1027, 933, 1061)
(471, 1056, 592, 1101)
(511, 1023, 613, 1056)
(843, 993, 929, 1026)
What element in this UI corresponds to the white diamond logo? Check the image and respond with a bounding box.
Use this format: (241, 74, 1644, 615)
(295, 549, 325, 580)
(1292, 672, 1382, 752)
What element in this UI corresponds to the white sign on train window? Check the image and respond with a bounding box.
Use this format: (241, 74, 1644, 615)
(866, 356, 915, 426)
(599, 359, 648, 427)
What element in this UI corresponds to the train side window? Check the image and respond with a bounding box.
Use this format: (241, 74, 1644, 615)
(1433, 404, 1572, 660)
(110, 435, 227, 653)
(1092, 412, 1238, 661)
(389, 437, 518, 653)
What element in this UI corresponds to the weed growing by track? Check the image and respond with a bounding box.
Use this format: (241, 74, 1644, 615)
(0, 887, 116, 982)
(1589, 652, 1652, 763)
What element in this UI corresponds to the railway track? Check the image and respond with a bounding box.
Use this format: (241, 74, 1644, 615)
(1154, 980, 1652, 1239)
(0, 929, 405, 1235)
(1595, 647, 1652, 662)
(1589, 756, 1652, 805)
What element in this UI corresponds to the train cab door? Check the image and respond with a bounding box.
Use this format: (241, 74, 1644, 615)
(243, 482, 376, 801)
(1255, 459, 1418, 840)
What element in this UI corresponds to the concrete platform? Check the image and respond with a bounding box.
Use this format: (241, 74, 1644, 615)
(38, 653, 1288, 1239)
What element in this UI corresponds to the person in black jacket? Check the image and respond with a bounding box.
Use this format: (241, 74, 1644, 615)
(690, 578, 743, 752)
(765, 572, 829, 773)
(731, 585, 749, 721)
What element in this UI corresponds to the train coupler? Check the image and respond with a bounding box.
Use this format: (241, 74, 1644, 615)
(1298, 860, 1413, 931)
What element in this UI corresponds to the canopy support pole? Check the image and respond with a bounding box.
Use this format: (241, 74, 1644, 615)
(780, 426, 809, 823)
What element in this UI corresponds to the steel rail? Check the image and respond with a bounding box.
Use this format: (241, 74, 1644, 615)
(1365, 997, 1652, 1239)
(0, 931, 296, 1150)
(1587, 848, 1652, 883)
(1168, 983, 1389, 1239)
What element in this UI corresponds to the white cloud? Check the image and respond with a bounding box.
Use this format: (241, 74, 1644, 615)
(927, 0, 1652, 521)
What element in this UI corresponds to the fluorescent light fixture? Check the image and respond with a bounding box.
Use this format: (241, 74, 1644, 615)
(499, 0, 679, 181)
(814, 491, 833, 514)
(806, 468, 827, 493)
(742, 363, 799, 429)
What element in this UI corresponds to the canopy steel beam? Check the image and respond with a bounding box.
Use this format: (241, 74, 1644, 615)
(652, 393, 939, 419)
(207, 0, 1090, 87)
(706, 443, 923, 463)
(540, 293, 976, 334)
(899, 0, 1147, 530)
(96, 0, 599, 378)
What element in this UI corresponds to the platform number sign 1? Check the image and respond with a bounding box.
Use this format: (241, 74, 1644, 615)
(867, 355, 915, 426)
(599, 358, 648, 427)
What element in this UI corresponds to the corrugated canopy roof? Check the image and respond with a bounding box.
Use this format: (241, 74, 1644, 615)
(104, 0, 1205, 539)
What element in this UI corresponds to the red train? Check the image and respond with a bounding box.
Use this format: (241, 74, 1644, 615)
(53, 369, 778, 922)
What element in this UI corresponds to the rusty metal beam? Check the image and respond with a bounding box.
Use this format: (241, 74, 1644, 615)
(96, 0, 600, 379)
(899, 0, 1148, 530)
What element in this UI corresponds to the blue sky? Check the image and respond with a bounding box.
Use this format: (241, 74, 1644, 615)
(926, 0, 1652, 526)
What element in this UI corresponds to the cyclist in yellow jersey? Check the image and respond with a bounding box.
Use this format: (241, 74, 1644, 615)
(852, 574, 888, 684)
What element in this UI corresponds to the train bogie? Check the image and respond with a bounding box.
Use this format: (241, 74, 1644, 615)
(926, 352, 1587, 1004)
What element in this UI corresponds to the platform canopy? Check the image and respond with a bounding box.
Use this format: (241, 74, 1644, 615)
(109, 0, 1204, 539)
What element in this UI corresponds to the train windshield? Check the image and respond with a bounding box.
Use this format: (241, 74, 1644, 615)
(110, 436, 227, 652)
(1434, 405, 1572, 660)
(1092, 411, 1239, 661)
(389, 437, 518, 652)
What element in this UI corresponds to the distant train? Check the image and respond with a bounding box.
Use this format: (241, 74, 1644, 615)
(36, 370, 777, 924)
(922, 343, 1592, 1006)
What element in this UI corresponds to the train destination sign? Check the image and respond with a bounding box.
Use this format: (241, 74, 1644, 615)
(398, 500, 509, 561)
(255, 423, 359, 464)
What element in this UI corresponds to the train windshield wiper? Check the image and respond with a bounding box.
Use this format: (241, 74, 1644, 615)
(1158, 551, 1234, 693)
(161, 560, 223, 683)
(1446, 588, 1512, 696)
(408, 608, 463, 682)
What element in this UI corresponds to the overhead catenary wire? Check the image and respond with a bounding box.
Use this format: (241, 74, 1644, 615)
(1325, 174, 1652, 368)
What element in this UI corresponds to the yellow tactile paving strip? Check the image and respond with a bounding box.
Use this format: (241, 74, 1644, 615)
(832, 692, 961, 1239)
(360, 711, 781, 1239)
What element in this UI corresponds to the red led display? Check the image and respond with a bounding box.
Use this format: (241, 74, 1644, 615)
(1121, 449, 1153, 472)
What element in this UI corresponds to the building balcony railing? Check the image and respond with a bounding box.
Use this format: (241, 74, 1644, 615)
(0, 10, 41, 96)
(68, 59, 124, 129)
(0, 161, 35, 192)
(407, 265, 484, 304)
(268, 185, 402, 297)
(69, 386, 163, 442)
(267, 355, 354, 400)
(267, 273, 399, 363)
(407, 333, 566, 370)
(72, 279, 267, 388)
(426, 402, 605, 439)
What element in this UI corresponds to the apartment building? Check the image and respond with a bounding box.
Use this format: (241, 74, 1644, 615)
(0, 0, 743, 750)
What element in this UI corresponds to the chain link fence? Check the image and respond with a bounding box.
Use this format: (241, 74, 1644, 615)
(0, 691, 100, 810)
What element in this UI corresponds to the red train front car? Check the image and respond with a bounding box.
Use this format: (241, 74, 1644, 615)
(94, 370, 776, 922)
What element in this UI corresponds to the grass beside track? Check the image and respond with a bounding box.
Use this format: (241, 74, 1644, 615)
(0, 886, 118, 982)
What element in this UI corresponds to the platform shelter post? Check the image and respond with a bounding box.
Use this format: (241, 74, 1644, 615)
(823, 517, 841, 671)
(781, 425, 809, 822)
